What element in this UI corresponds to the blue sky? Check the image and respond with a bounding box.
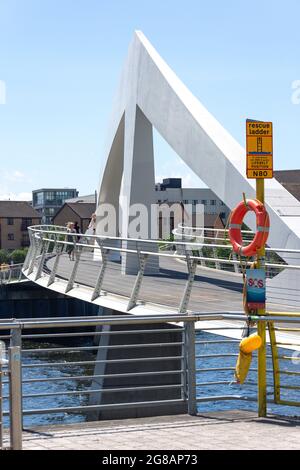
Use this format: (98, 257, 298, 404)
(0, 0, 299, 199)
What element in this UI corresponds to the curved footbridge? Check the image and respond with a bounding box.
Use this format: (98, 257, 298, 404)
(31, 250, 245, 315)
(23, 226, 300, 345)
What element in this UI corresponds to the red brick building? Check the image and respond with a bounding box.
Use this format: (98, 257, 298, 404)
(0, 201, 41, 251)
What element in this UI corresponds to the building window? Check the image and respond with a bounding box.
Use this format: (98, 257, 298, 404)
(211, 200, 216, 206)
(183, 200, 189, 205)
(7, 218, 14, 225)
(201, 200, 207, 205)
(21, 233, 30, 247)
(193, 200, 198, 205)
(21, 218, 32, 231)
(8, 233, 14, 241)
(33, 192, 44, 206)
(44, 207, 55, 216)
(220, 212, 226, 219)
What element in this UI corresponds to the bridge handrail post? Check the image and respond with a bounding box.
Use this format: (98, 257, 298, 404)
(127, 243, 148, 311)
(178, 251, 197, 314)
(65, 243, 82, 293)
(0, 355, 3, 449)
(47, 238, 62, 287)
(185, 320, 197, 416)
(8, 346, 22, 450)
(91, 240, 109, 301)
(18, 267, 23, 282)
(34, 237, 49, 281)
(23, 230, 34, 271)
(27, 232, 42, 276)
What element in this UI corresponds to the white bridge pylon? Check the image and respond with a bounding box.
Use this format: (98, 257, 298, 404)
(97, 30, 300, 273)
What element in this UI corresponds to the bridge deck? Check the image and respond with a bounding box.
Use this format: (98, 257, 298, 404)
(46, 251, 288, 313)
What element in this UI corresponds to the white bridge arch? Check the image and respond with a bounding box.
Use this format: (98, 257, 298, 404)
(97, 30, 300, 272)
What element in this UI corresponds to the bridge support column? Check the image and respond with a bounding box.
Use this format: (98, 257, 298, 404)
(88, 308, 187, 421)
(120, 106, 159, 275)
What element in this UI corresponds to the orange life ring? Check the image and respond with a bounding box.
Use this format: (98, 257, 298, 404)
(229, 199, 270, 257)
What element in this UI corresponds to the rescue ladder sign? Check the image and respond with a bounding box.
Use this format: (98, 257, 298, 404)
(246, 119, 273, 179)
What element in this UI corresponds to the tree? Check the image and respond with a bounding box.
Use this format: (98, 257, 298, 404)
(0, 249, 9, 264)
(9, 249, 27, 264)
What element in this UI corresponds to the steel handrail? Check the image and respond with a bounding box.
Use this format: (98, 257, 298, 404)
(28, 225, 300, 254)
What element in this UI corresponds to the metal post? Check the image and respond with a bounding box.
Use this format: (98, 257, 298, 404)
(91, 244, 109, 301)
(10, 327, 23, 432)
(213, 247, 221, 270)
(18, 267, 23, 282)
(10, 327, 22, 349)
(256, 178, 267, 417)
(22, 233, 33, 271)
(185, 320, 197, 415)
(65, 245, 82, 293)
(181, 328, 187, 401)
(0, 362, 3, 449)
(127, 250, 148, 311)
(47, 241, 61, 287)
(34, 239, 49, 281)
(8, 347, 22, 450)
(232, 252, 240, 273)
(178, 253, 197, 314)
(268, 322, 280, 403)
(198, 248, 206, 267)
(27, 234, 42, 276)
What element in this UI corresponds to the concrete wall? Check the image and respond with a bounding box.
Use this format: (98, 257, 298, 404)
(0, 282, 99, 319)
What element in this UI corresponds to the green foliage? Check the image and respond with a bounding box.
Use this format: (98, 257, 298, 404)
(216, 246, 231, 260)
(0, 249, 9, 264)
(9, 249, 28, 264)
(162, 234, 175, 242)
(201, 246, 213, 258)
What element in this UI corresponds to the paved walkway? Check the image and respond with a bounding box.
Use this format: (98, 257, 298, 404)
(14, 411, 300, 450)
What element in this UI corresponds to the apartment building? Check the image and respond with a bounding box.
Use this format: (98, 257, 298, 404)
(0, 201, 41, 251)
(32, 188, 79, 224)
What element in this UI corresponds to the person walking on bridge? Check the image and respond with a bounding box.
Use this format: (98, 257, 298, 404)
(88, 213, 97, 235)
(74, 221, 81, 242)
(66, 222, 76, 261)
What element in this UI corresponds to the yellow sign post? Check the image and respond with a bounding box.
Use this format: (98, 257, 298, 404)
(246, 120, 273, 179)
(246, 119, 273, 417)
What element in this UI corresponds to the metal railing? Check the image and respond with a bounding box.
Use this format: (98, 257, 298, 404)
(0, 312, 299, 450)
(0, 263, 27, 285)
(0, 343, 21, 450)
(22, 225, 300, 313)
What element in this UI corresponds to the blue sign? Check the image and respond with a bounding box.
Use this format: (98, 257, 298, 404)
(246, 268, 266, 309)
